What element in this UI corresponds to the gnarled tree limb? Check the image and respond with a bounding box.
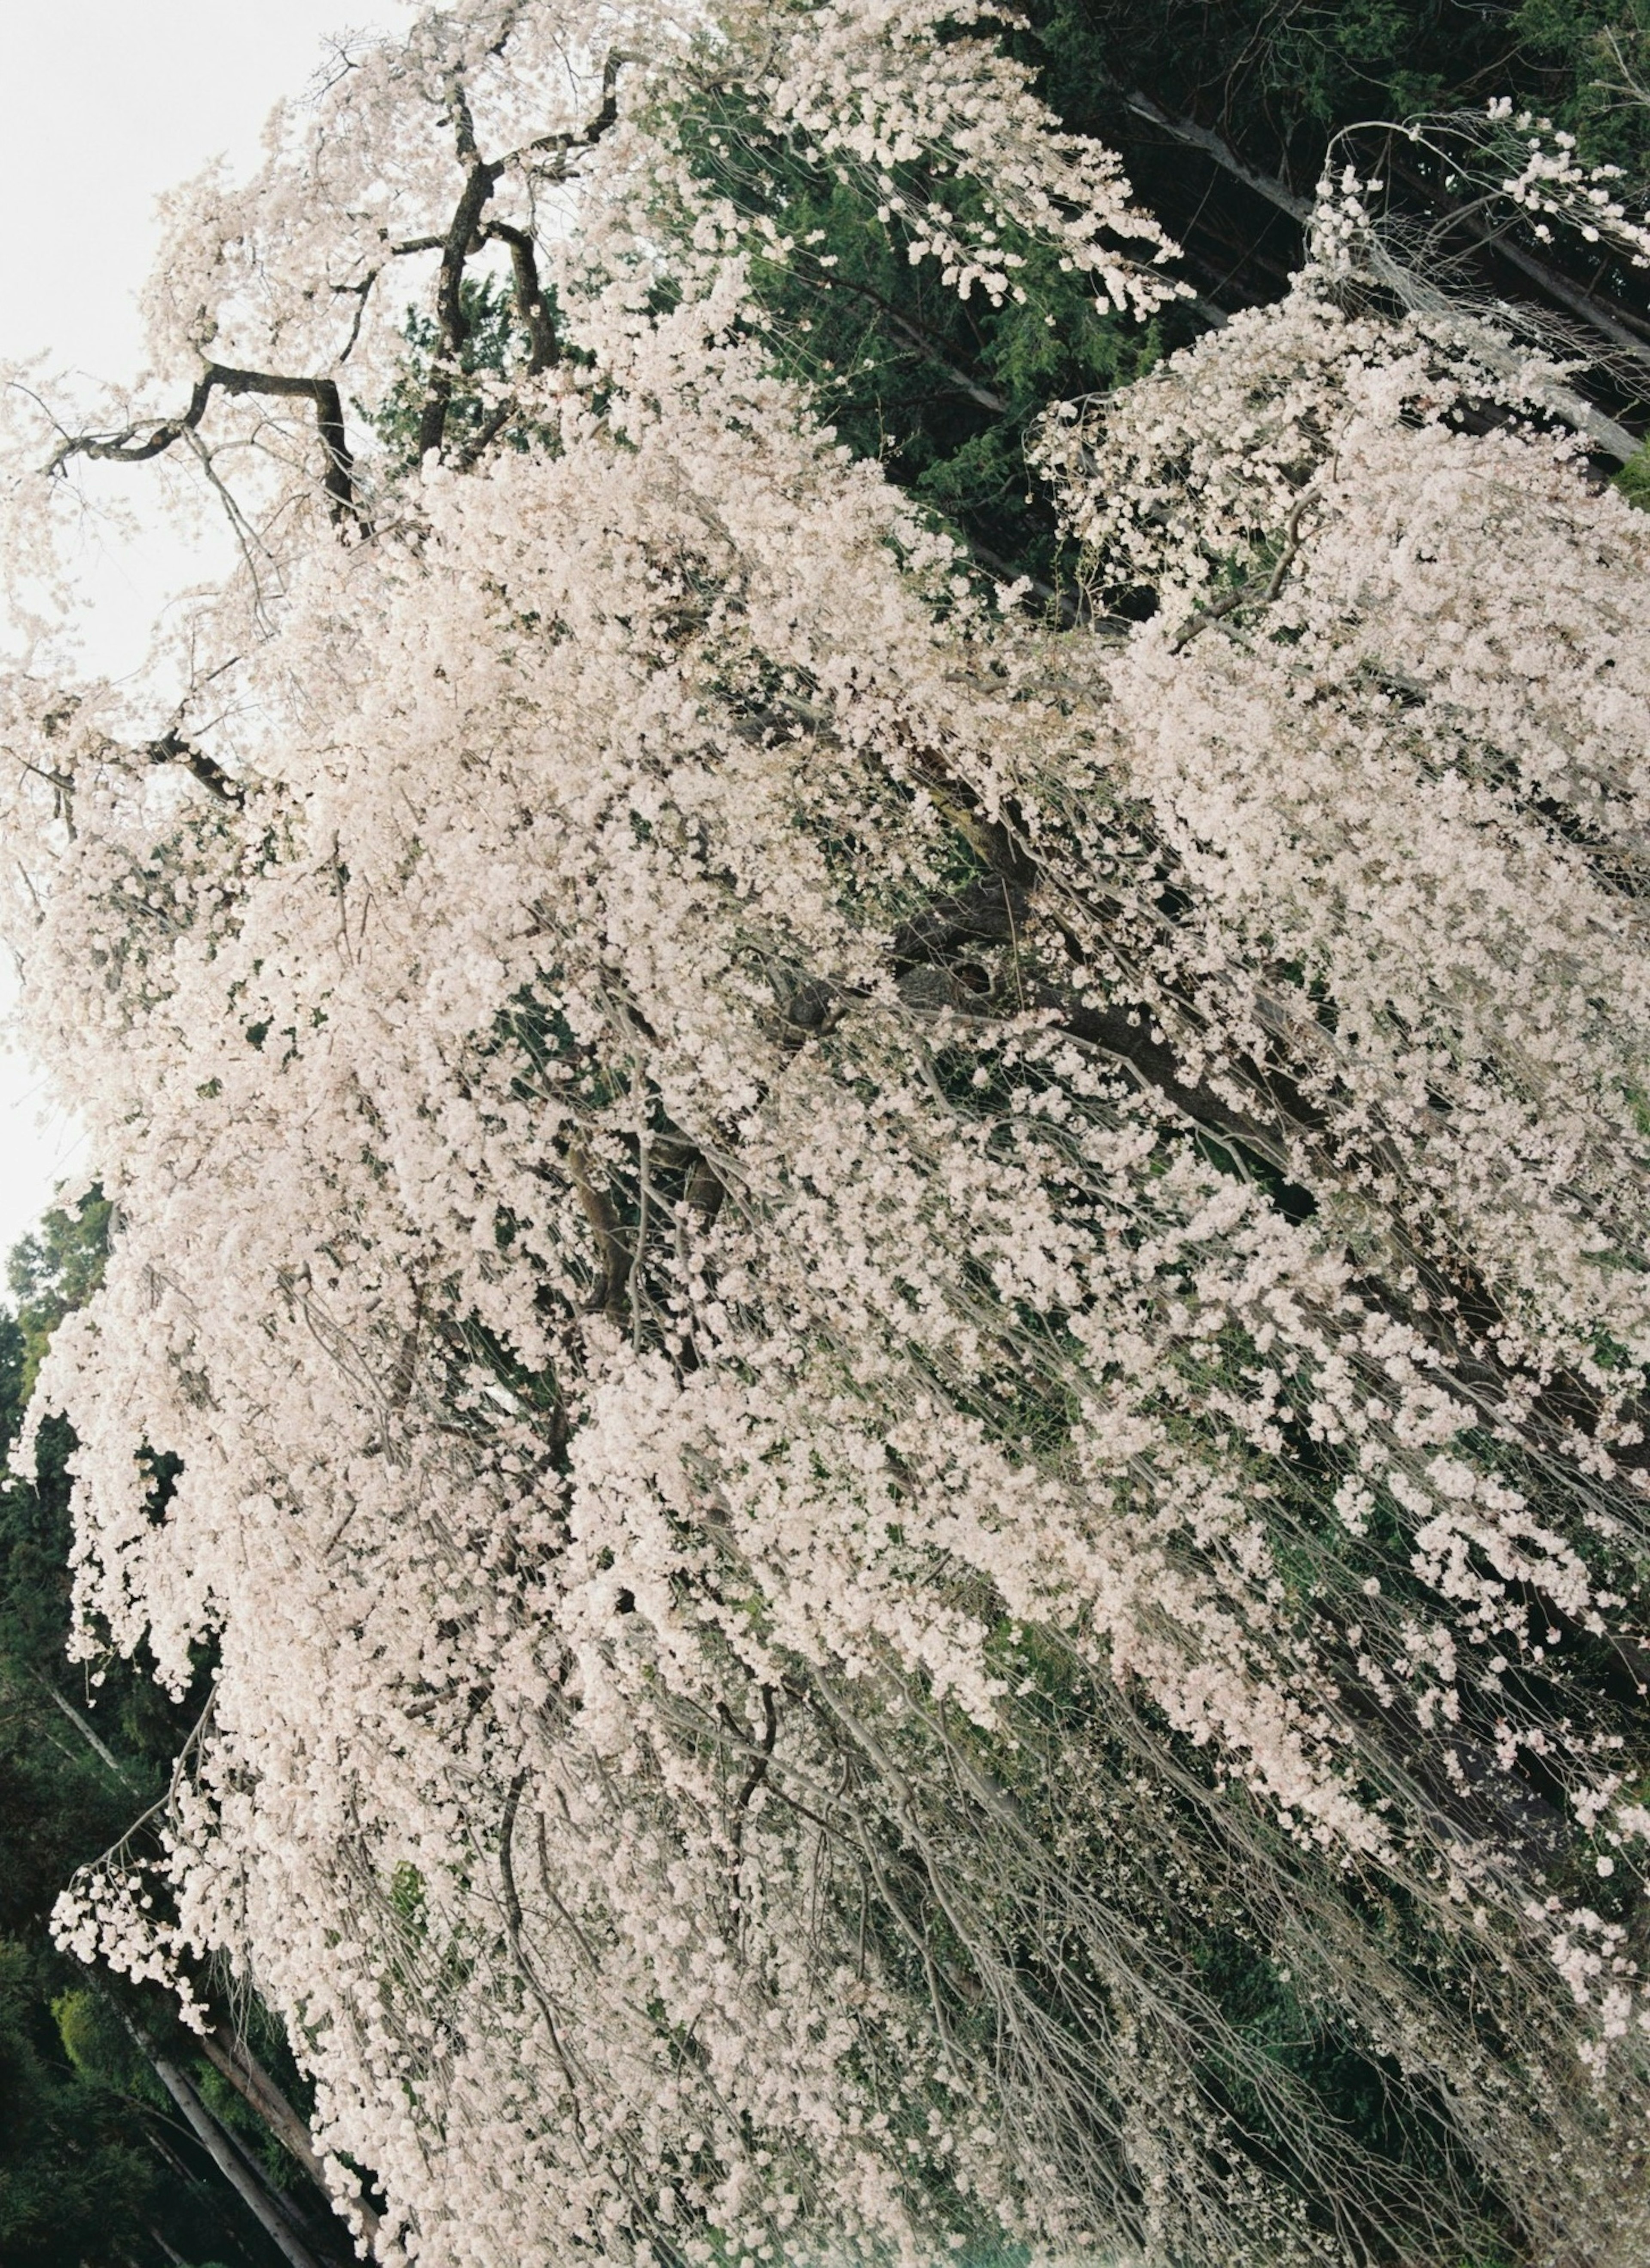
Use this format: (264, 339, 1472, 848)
(50, 363, 360, 523)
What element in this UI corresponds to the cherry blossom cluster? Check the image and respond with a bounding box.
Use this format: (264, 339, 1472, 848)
(1487, 100, 1650, 267)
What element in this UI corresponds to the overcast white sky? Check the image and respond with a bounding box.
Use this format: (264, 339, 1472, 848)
(0, 2, 406, 1265)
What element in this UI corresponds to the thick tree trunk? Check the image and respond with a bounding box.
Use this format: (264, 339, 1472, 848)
(116, 2005, 329, 2268)
(197, 2017, 382, 2247)
(36, 1673, 135, 1786)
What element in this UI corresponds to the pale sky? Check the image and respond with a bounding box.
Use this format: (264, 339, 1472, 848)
(0, 1, 404, 1264)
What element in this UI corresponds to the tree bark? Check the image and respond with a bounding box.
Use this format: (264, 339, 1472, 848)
(36, 1673, 135, 1786)
(116, 2006, 330, 2268)
(197, 2018, 381, 2247)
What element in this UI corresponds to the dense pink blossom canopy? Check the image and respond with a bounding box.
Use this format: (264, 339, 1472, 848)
(3, 4, 1650, 2263)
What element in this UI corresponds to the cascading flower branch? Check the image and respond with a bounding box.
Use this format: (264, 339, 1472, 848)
(6, 5, 1650, 2265)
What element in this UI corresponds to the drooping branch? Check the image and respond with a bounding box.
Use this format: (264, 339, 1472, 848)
(497, 1770, 592, 2142)
(1365, 138, 1650, 371)
(725, 1682, 778, 1939)
(1126, 91, 1644, 461)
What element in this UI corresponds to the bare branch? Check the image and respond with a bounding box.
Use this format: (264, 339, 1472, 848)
(485, 220, 558, 372)
(418, 153, 506, 461)
(110, 2001, 329, 2268)
(1128, 92, 1644, 459)
(145, 728, 243, 805)
(50, 363, 361, 524)
(415, 58, 633, 457)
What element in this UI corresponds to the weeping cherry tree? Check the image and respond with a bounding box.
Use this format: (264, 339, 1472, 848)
(3, 4, 1650, 2263)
